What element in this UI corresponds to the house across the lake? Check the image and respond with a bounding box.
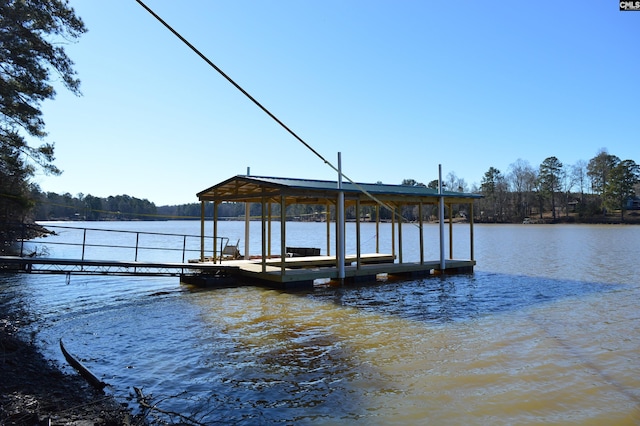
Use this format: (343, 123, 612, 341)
(188, 174, 482, 288)
(626, 196, 640, 210)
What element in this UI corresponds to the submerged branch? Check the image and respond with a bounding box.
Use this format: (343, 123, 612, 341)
(133, 387, 208, 426)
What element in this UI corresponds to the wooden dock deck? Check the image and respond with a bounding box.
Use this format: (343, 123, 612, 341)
(188, 254, 475, 288)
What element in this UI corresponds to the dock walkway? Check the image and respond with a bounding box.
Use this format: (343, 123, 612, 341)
(189, 254, 475, 288)
(0, 255, 232, 277)
(2, 254, 475, 288)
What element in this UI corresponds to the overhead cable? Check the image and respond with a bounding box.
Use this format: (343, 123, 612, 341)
(135, 0, 410, 219)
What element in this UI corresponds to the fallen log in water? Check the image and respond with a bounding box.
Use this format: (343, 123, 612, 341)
(59, 339, 107, 391)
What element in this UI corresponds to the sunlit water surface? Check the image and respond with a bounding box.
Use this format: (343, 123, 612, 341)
(2, 221, 639, 425)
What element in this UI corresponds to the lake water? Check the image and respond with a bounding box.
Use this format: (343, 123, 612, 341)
(2, 221, 639, 425)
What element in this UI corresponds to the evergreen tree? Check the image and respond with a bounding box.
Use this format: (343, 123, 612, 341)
(587, 149, 620, 197)
(480, 167, 505, 221)
(1, 0, 86, 236)
(605, 160, 640, 221)
(538, 157, 563, 220)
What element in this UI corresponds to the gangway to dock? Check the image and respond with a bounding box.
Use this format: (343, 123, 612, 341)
(2, 223, 233, 278)
(0, 255, 235, 277)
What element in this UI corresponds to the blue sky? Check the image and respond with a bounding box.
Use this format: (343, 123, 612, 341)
(35, 1, 639, 206)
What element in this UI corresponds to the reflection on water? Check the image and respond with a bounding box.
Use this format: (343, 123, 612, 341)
(2, 222, 640, 424)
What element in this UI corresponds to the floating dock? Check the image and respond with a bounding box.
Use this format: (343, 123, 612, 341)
(181, 254, 476, 289)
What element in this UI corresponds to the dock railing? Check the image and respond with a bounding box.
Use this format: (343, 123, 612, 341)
(11, 223, 227, 264)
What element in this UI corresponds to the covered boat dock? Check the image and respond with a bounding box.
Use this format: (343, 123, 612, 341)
(192, 175, 481, 288)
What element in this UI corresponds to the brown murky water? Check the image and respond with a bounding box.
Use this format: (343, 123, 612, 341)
(4, 222, 638, 424)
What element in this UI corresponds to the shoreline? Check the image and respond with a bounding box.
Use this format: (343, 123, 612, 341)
(0, 294, 144, 425)
(35, 211, 640, 226)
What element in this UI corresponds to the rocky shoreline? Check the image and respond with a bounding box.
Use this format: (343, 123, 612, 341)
(0, 298, 144, 425)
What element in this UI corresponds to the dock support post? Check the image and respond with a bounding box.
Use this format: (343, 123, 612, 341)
(326, 202, 331, 256)
(356, 198, 361, 270)
(245, 167, 251, 260)
(391, 206, 396, 260)
(449, 203, 454, 259)
(268, 202, 272, 258)
(398, 204, 403, 264)
(470, 202, 475, 261)
(439, 164, 446, 271)
(375, 205, 380, 254)
(337, 153, 345, 281)
(280, 195, 286, 276)
(213, 201, 219, 262)
(200, 201, 205, 262)
(419, 202, 424, 265)
(261, 197, 267, 272)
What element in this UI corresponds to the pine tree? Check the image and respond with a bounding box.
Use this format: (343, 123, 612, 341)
(605, 160, 640, 221)
(0, 0, 85, 238)
(538, 157, 563, 220)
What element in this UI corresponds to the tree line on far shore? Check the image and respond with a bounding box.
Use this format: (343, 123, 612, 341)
(470, 149, 640, 223)
(20, 146, 640, 225)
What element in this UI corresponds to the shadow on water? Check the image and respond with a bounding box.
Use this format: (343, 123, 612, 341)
(304, 271, 617, 324)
